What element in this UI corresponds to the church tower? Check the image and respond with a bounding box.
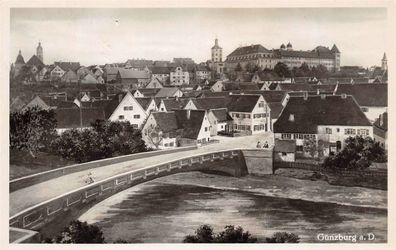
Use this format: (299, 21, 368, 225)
(36, 42, 43, 63)
(211, 38, 222, 63)
(382, 53, 387, 71)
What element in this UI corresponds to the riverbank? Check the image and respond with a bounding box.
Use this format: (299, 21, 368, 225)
(154, 172, 387, 209)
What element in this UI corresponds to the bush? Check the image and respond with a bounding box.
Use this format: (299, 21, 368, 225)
(322, 136, 387, 170)
(51, 220, 105, 243)
(183, 224, 258, 243)
(265, 232, 300, 243)
(52, 120, 149, 163)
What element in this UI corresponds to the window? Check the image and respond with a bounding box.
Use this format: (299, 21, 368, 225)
(235, 113, 240, 118)
(357, 129, 369, 136)
(282, 152, 287, 156)
(123, 106, 133, 111)
(336, 128, 340, 132)
(296, 145, 303, 152)
(205, 127, 208, 132)
(169, 142, 174, 147)
(325, 128, 332, 134)
(281, 133, 292, 139)
(345, 128, 356, 135)
(254, 125, 259, 131)
(134, 115, 140, 119)
(118, 115, 124, 120)
(361, 107, 369, 112)
(164, 143, 169, 147)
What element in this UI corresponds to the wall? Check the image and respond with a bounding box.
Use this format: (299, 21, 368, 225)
(242, 149, 273, 175)
(10, 145, 197, 192)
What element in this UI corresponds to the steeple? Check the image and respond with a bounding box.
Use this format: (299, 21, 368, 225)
(36, 42, 43, 63)
(382, 52, 387, 71)
(211, 37, 222, 63)
(15, 50, 25, 64)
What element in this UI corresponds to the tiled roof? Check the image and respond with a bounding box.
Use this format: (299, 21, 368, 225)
(175, 110, 206, 139)
(211, 108, 233, 122)
(26, 55, 45, 68)
(155, 87, 180, 98)
(191, 97, 230, 110)
(373, 112, 387, 132)
(267, 102, 285, 119)
(335, 84, 387, 107)
(331, 44, 340, 53)
(273, 46, 335, 59)
(152, 112, 178, 133)
(310, 84, 337, 94)
(227, 94, 260, 112)
(162, 98, 189, 111)
(151, 67, 171, 74)
(15, 52, 25, 64)
(243, 90, 286, 103)
(55, 108, 106, 129)
(136, 97, 153, 111)
(117, 68, 150, 79)
(55, 62, 81, 72)
(274, 95, 372, 134)
(277, 83, 313, 92)
(227, 44, 271, 57)
(138, 88, 161, 97)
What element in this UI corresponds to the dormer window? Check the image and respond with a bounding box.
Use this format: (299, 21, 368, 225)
(289, 114, 295, 122)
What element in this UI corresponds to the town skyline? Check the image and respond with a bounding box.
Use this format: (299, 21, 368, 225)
(11, 8, 387, 67)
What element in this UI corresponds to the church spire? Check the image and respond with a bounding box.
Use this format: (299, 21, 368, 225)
(36, 41, 43, 63)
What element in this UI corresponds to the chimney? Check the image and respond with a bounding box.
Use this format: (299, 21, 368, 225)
(303, 91, 308, 100)
(320, 94, 326, 100)
(186, 109, 191, 120)
(341, 93, 347, 99)
(118, 94, 123, 103)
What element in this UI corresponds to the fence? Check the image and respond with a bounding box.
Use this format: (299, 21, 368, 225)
(9, 149, 242, 231)
(273, 161, 387, 178)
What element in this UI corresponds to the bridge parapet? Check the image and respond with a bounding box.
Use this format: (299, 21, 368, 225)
(9, 149, 244, 233)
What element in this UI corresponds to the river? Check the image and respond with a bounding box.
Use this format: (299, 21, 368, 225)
(79, 172, 387, 243)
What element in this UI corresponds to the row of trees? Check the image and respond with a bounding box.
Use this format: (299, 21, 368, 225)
(43, 221, 300, 243)
(233, 62, 330, 79)
(10, 108, 149, 163)
(322, 136, 386, 170)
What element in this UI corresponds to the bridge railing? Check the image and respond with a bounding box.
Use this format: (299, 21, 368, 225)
(9, 149, 242, 230)
(10, 145, 198, 192)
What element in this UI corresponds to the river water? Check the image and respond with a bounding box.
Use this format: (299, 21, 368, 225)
(79, 172, 387, 243)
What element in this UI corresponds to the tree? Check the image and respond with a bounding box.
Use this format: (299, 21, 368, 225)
(145, 125, 164, 149)
(234, 63, 243, 72)
(214, 225, 257, 243)
(52, 120, 149, 163)
(266, 232, 300, 243)
(10, 107, 58, 158)
(53, 220, 105, 243)
(299, 62, 311, 76)
(274, 62, 291, 77)
(303, 137, 318, 158)
(183, 224, 215, 243)
(322, 136, 387, 170)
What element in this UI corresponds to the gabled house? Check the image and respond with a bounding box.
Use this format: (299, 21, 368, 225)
(228, 94, 271, 134)
(103, 66, 120, 83)
(158, 98, 189, 112)
(81, 73, 99, 84)
(116, 68, 151, 89)
(207, 108, 233, 135)
(170, 66, 189, 85)
(135, 97, 158, 114)
(334, 84, 387, 122)
(142, 109, 211, 148)
(273, 95, 373, 157)
(151, 67, 170, 84)
(131, 89, 144, 98)
(184, 97, 230, 110)
(210, 80, 225, 92)
(21, 96, 51, 111)
(61, 69, 79, 83)
(155, 87, 183, 98)
(145, 77, 164, 89)
(107, 91, 152, 129)
(50, 65, 66, 81)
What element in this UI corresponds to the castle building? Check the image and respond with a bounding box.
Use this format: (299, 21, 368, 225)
(36, 42, 43, 63)
(13, 50, 25, 77)
(382, 53, 387, 71)
(225, 42, 341, 72)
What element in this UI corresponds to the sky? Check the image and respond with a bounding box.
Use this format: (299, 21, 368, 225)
(10, 8, 387, 67)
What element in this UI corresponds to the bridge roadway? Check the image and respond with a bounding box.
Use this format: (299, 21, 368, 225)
(10, 134, 271, 217)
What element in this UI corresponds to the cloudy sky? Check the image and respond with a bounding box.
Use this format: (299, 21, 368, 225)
(10, 8, 387, 67)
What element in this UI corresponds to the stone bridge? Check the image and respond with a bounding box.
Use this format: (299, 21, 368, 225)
(9, 148, 273, 243)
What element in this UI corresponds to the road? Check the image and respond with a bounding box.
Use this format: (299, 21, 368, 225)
(10, 133, 273, 217)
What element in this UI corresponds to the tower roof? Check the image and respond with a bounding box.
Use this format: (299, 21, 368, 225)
(382, 53, 387, 60)
(211, 38, 222, 50)
(287, 42, 292, 47)
(15, 50, 25, 64)
(331, 44, 340, 53)
(280, 44, 286, 49)
(37, 42, 42, 49)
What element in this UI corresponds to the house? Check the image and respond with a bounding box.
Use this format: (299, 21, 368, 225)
(55, 61, 81, 72)
(49, 65, 66, 81)
(155, 87, 183, 98)
(26, 55, 45, 81)
(228, 94, 271, 134)
(107, 91, 152, 129)
(151, 67, 170, 84)
(81, 73, 98, 84)
(141, 112, 179, 149)
(275, 83, 313, 92)
(103, 66, 120, 83)
(334, 84, 387, 122)
(373, 112, 387, 150)
(116, 68, 151, 89)
(210, 80, 225, 92)
(274, 139, 296, 162)
(273, 94, 373, 157)
(77, 66, 93, 80)
(158, 98, 189, 112)
(61, 69, 79, 83)
(137, 88, 161, 97)
(21, 96, 51, 111)
(145, 77, 164, 89)
(54, 107, 106, 134)
(170, 66, 189, 85)
(135, 97, 158, 114)
(207, 108, 233, 135)
(131, 89, 144, 98)
(195, 65, 211, 80)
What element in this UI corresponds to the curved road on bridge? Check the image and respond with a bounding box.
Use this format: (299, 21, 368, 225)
(10, 134, 272, 216)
